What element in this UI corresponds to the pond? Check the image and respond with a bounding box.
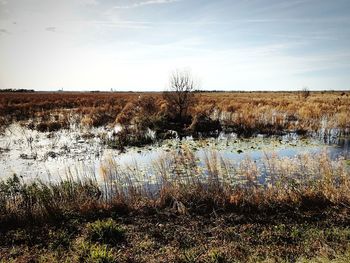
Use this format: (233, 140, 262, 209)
(0, 124, 349, 182)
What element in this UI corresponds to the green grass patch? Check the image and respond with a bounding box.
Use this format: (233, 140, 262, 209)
(76, 241, 117, 263)
(86, 219, 125, 245)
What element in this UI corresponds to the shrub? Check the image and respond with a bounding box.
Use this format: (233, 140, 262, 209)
(88, 244, 116, 263)
(86, 219, 125, 245)
(188, 113, 221, 135)
(77, 241, 116, 263)
(48, 229, 72, 250)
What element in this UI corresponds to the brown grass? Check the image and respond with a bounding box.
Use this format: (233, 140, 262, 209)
(1, 91, 349, 136)
(1, 148, 349, 228)
(1, 149, 350, 262)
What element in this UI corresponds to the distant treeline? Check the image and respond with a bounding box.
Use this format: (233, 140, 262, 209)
(0, 89, 347, 94)
(0, 89, 35, 93)
(193, 89, 348, 93)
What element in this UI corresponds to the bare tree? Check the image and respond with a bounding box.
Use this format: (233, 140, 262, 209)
(301, 86, 310, 99)
(163, 69, 198, 121)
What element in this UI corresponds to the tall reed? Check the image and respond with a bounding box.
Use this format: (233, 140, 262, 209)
(0, 149, 349, 227)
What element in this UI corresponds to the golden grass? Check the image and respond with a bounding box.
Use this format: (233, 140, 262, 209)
(1, 91, 349, 134)
(1, 148, 349, 227)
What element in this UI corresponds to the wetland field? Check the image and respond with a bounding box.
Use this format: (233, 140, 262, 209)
(1, 90, 350, 262)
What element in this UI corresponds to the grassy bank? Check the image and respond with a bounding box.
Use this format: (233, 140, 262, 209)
(1, 208, 350, 262)
(0, 150, 350, 262)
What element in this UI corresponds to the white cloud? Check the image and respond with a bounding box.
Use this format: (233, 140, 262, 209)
(113, 0, 181, 9)
(45, 26, 56, 32)
(0, 0, 349, 91)
(90, 20, 153, 29)
(77, 0, 98, 5)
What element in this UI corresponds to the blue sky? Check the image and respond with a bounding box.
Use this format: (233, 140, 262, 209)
(0, 0, 349, 91)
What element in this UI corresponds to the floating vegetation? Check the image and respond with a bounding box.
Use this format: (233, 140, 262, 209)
(0, 123, 349, 181)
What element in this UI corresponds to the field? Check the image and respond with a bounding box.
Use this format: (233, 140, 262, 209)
(0, 91, 350, 262)
(1, 91, 349, 136)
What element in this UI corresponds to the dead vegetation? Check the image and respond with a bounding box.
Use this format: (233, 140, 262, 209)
(0, 149, 350, 262)
(1, 91, 349, 139)
(0, 149, 349, 227)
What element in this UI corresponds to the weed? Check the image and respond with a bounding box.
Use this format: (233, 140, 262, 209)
(206, 250, 228, 263)
(48, 229, 72, 250)
(178, 248, 202, 263)
(76, 241, 117, 263)
(86, 219, 125, 245)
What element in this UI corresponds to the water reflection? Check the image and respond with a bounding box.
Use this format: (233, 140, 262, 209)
(114, 132, 350, 172)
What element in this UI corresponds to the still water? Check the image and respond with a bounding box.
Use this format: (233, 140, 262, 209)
(0, 124, 349, 181)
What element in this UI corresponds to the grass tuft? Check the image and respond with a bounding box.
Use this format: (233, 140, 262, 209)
(86, 219, 125, 245)
(76, 241, 117, 263)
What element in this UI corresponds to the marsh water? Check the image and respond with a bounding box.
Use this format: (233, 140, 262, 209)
(0, 124, 349, 182)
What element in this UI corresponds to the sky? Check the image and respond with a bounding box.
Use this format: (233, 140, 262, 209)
(0, 0, 350, 91)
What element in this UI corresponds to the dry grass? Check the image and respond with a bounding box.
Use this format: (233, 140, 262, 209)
(0, 149, 349, 227)
(1, 91, 349, 136)
(0, 148, 350, 262)
(197, 91, 350, 135)
(1, 91, 350, 261)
